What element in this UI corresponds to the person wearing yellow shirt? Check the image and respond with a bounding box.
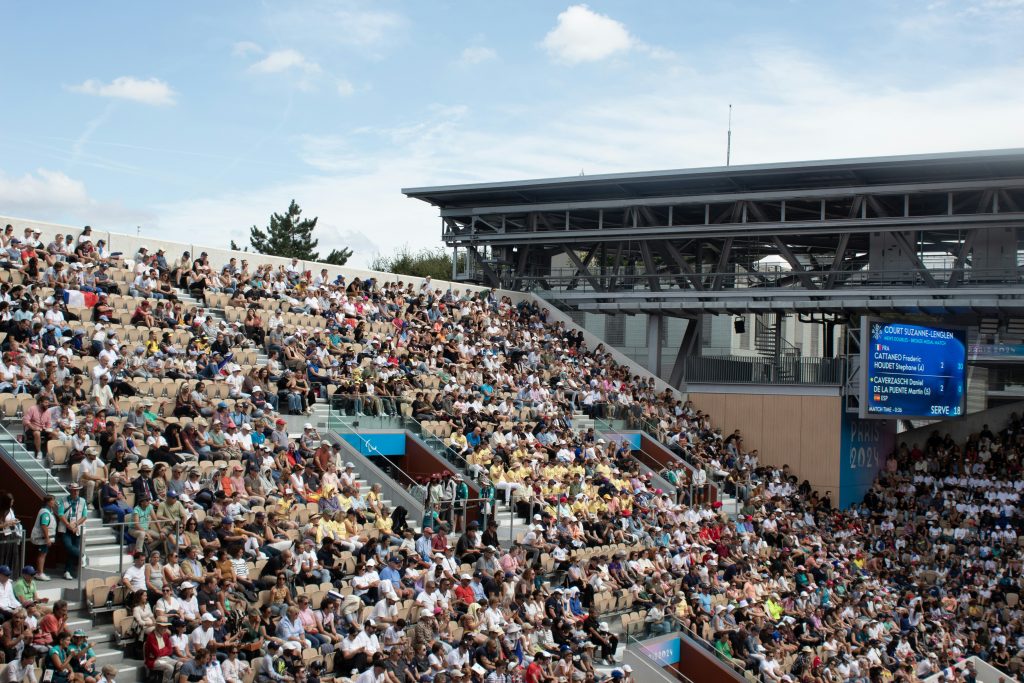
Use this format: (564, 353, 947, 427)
(336, 511, 366, 552)
(375, 508, 400, 544)
(310, 514, 328, 544)
(467, 446, 490, 479)
(145, 332, 160, 356)
(448, 430, 468, 454)
(570, 497, 589, 517)
(365, 484, 384, 520)
(764, 593, 784, 621)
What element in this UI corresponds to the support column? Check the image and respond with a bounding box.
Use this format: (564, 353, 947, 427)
(647, 314, 665, 377)
(669, 316, 703, 389)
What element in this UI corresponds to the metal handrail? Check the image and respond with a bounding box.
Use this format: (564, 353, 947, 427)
(623, 632, 691, 683)
(669, 616, 757, 682)
(519, 265, 1024, 292)
(633, 415, 729, 500)
(398, 410, 474, 473)
(591, 416, 679, 498)
(0, 421, 68, 498)
(329, 415, 422, 491)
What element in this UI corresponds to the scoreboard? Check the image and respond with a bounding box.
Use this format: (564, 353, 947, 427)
(860, 319, 967, 419)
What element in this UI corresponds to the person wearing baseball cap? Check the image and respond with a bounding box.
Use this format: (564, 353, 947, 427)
(13, 565, 45, 608)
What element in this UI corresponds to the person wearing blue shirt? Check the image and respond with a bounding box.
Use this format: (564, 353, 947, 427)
(379, 557, 406, 596)
(469, 574, 486, 602)
(415, 529, 434, 563)
(275, 606, 307, 648)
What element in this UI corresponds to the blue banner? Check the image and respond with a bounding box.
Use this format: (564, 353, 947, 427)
(639, 637, 681, 666)
(601, 432, 642, 450)
(340, 432, 406, 456)
(838, 413, 895, 508)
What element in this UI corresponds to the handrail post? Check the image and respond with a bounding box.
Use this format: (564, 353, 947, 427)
(118, 520, 124, 577)
(78, 525, 85, 595)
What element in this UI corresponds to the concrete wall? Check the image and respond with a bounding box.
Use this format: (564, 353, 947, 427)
(689, 388, 844, 498)
(0, 214, 502, 298)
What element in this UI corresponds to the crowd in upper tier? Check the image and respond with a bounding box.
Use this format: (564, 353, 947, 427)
(0, 222, 1019, 683)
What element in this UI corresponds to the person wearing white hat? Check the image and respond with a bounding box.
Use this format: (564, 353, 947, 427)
(56, 483, 88, 580)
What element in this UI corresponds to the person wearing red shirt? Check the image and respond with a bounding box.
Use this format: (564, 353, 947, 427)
(144, 618, 175, 683)
(431, 528, 450, 553)
(524, 651, 549, 683)
(22, 396, 53, 459)
(33, 599, 67, 647)
(453, 574, 476, 608)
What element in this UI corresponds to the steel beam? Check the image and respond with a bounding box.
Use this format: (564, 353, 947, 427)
(711, 238, 734, 291)
(771, 237, 818, 290)
(890, 231, 939, 287)
(639, 242, 661, 291)
(646, 315, 664, 376)
(561, 247, 604, 292)
(467, 247, 499, 287)
(443, 212, 1024, 245)
(824, 233, 851, 290)
(669, 317, 703, 388)
(662, 241, 704, 291)
(511, 245, 531, 290)
(437, 177, 1024, 217)
(565, 244, 599, 290)
(947, 230, 977, 288)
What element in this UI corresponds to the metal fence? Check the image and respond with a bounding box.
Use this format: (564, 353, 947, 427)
(684, 355, 845, 385)
(0, 533, 25, 576)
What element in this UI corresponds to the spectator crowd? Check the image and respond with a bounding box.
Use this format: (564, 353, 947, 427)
(0, 222, 1020, 683)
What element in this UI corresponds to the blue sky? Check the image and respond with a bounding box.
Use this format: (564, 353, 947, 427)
(1, 0, 1022, 266)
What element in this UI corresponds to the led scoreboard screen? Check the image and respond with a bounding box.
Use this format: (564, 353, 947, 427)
(861, 319, 967, 419)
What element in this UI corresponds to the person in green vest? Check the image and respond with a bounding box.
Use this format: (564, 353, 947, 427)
(478, 478, 495, 529)
(57, 484, 87, 581)
(453, 474, 469, 533)
(30, 496, 57, 581)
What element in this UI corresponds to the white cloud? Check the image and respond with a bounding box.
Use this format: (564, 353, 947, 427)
(248, 49, 321, 75)
(332, 5, 405, 47)
(266, 2, 406, 53)
(0, 168, 154, 226)
(543, 4, 632, 64)
(68, 76, 176, 106)
(232, 41, 263, 57)
(336, 79, 355, 96)
(150, 55, 1024, 268)
(460, 46, 497, 65)
(0, 169, 90, 209)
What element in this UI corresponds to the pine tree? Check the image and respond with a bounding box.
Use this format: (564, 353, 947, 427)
(247, 200, 320, 260)
(323, 247, 353, 266)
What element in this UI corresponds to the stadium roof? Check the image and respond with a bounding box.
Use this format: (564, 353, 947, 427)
(404, 148, 1024, 211)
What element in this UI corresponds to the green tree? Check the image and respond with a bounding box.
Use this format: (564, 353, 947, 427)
(370, 245, 453, 281)
(238, 200, 352, 264)
(322, 248, 353, 266)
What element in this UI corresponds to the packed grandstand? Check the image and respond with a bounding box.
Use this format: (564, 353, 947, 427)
(0, 220, 1019, 683)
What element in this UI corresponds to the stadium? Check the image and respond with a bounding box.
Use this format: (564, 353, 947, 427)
(0, 145, 1019, 683)
(4, 11, 1024, 683)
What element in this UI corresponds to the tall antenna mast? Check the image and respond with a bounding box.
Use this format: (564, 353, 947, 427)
(726, 104, 733, 166)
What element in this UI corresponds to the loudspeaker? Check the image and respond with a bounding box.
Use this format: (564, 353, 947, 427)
(733, 318, 746, 334)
